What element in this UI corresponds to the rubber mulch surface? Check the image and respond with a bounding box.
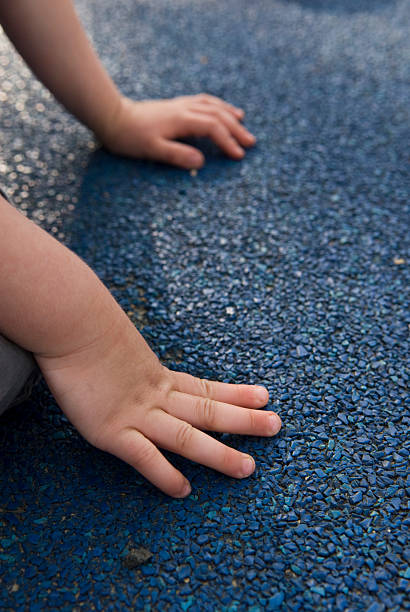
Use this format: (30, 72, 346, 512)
(0, 1, 409, 610)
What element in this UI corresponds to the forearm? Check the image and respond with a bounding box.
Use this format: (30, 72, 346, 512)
(0, 195, 127, 358)
(0, 0, 121, 140)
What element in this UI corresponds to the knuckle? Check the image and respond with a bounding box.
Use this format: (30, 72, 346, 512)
(131, 439, 158, 469)
(141, 362, 172, 402)
(159, 371, 176, 400)
(198, 397, 216, 430)
(175, 422, 194, 452)
(249, 409, 258, 431)
(199, 377, 213, 398)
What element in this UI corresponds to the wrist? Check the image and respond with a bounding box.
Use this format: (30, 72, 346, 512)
(93, 93, 128, 151)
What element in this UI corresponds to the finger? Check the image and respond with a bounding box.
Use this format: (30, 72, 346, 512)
(166, 390, 281, 436)
(152, 139, 205, 169)
(190, 103, 255, 147)
(103, 427, 191, 498)
(146, 409, 256, 479)
(183, 112, 245, 159)
(172, 371, 270, 408)
(193, 93, 245, 119)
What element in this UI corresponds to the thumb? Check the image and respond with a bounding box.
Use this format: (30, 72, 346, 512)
(153, 139, 205, 169)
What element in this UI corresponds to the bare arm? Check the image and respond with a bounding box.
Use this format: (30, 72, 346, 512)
(0, 0, 255, 168)
(0, 195, 280, 496)
(0, 0, 120, 141)
(0, 194, 121, 356)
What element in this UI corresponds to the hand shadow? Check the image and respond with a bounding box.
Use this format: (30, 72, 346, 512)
(66, 142, 247, 361)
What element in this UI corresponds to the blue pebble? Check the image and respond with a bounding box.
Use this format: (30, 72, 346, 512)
(267, 592, 285, 609)
(366, 602, 385, 612)
(351, 491, 363, 504)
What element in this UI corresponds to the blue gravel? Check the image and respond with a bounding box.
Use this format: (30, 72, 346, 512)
(0, 0, 409, 610)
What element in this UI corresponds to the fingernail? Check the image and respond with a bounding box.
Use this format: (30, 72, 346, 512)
(180, 481, 192, 497)
(255, 386, 268, 404)
(246, 132, 256, 144)
(240, 455, 255, 478)
(235, 146, 245, 157)
(268, 413, 281, 435)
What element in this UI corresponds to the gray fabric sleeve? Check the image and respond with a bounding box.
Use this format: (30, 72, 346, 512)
(0, 189, 40, 414)
(0, 334, 39, 415)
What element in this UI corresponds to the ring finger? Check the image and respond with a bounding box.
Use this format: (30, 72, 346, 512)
(145, 409, 256, 479)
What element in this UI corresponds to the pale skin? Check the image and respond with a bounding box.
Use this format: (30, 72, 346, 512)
(0, 0, 255, 169)
(0, 1, 282, 497)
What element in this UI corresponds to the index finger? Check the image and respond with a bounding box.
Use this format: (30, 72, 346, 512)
(171, 371, 269, 408)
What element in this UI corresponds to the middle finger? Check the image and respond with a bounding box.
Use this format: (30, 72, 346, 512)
(165, 390, 281, 436)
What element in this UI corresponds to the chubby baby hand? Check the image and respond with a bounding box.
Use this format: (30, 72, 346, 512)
(100, 93, 256, 169)
(37, 311, 280, 497)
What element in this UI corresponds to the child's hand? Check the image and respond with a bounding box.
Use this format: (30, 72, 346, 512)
(1, 5, 254, 169)
(100, 94, 256, 169)
(36, 310, 281, 498)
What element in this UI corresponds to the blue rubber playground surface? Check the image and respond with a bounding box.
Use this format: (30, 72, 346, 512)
(1, 1, 409, 610)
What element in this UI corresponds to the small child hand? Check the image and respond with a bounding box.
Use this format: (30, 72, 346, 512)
(100, 94, 256, 169)
(37, 311, 281, 498)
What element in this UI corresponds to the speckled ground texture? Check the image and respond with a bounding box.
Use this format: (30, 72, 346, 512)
(0, 0, 409, 610)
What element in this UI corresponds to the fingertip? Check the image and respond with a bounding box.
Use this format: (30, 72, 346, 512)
(239, 454, 255, 478)
(156, 140, 205, 170)
(188, 151, 205, 169)
(231, 146, 245, 159)
(181, 480, 192, 497)
(245, 133, 256, 146)
(254, 385, 269, 406)
(171, 479, 192, 498)
(267, 413, 282, 436)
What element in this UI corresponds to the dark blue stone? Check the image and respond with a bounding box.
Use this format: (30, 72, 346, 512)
(267, 592, 285, 609)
